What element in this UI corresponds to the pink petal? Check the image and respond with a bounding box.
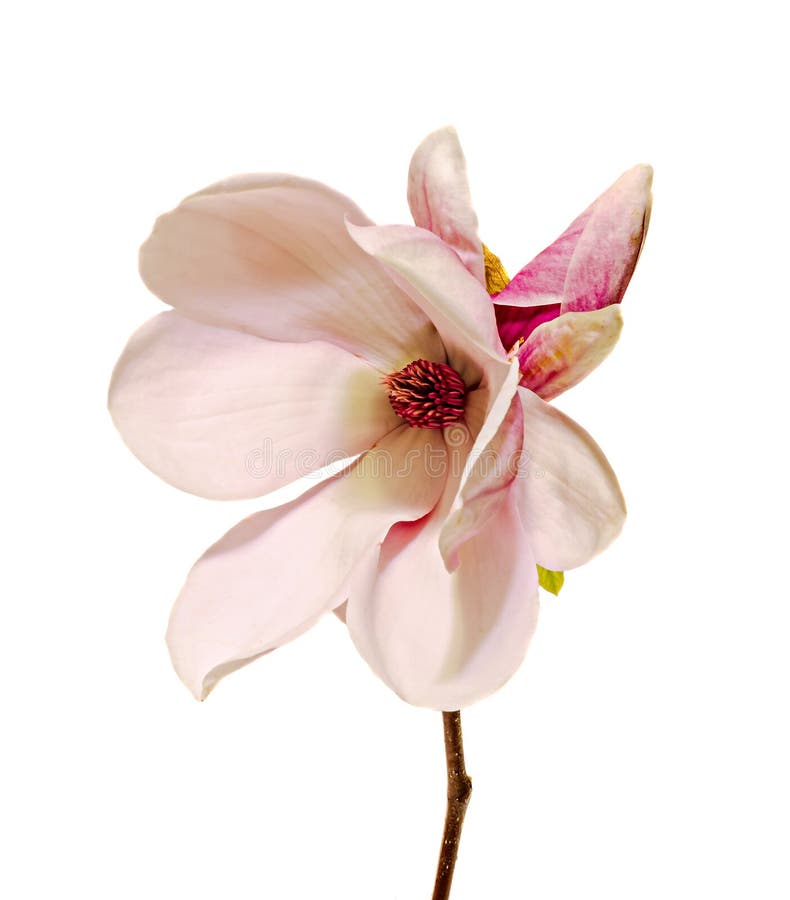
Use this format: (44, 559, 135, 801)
(346, 489, 539, 710)
(346, 222, 507, 386)
(563, 165, 653, 312)
(516, 387, 626, 570)
(139, 174, 444, 371)
(167, 425, 447, 700)
(518, 305, 623, 400)
(108, 312, 398, 499)
(493, 165, 652, 313)
(493, 219, 590, 308)
(407, 127, 484, 283)
(347, 222, 528, 567)
(494, 300, 562, 357)
(490, 165, 652, 373)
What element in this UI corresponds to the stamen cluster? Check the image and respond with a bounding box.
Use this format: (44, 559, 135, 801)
(383, 359, 467, 429)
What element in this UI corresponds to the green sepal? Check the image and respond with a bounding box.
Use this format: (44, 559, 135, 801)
(537, 565, 564, 595)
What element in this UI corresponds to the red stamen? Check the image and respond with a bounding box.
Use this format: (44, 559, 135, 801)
(383, 359, 467, 429)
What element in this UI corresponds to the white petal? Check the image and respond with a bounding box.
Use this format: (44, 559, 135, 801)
(516, 388, 626, 570)
(438, 359, 522, 569)
(346, 222, 507, 387)
(167, 425, 447, 699)
(140, 175, 443, 371)
(109, 312, 398, 499)
(439, 386, 524, 570)
(347, 489, 539, 710)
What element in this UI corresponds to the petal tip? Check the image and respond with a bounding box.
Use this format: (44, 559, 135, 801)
(415, 124, 461, 150)
(622, 163, 654, 203)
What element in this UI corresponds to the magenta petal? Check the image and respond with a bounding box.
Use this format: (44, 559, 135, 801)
(563, 165, 653, 312)
(493, 214, 592, 309)
(491, 165, 652, 350)
(494, 301, 561, 353)
(495, 165, 652, 310)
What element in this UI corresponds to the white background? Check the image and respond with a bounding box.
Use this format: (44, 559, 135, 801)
(3, 1, 788, 897)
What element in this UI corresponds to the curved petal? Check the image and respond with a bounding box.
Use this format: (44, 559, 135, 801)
(492, 224, 586, 308)
(517, 305, 623, 400)
(139, 174, 444, 371)
(346, 222, 507, 386)
(167, 425, 447, 700)
(407, 127, 484, 283)
(439, 389, 523, 570)
(491, 164, 652, 315)
(346, 489, 539, 710)
(108, 312, 398, 499)
(438, 361, 522, 569)
(563, 165, 653, 312)
(516, 388, 626, 571)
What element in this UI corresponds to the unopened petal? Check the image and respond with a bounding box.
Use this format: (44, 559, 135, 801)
(491, 165, 652, 364)
(492, 223, 588, 308)
(494, 300, 562, 358)
(562, 165, 653, 312)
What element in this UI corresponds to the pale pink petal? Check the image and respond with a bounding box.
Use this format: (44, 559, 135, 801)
(563, 165, 653, 312)
(139, 175, 444, 371)
(407, 127, 484, 283)
(108, 312, 398, 500)
(346, 222, 507, 387)
(347, 221, 522, 569)
(518, 305, 623, 400)
(516, 388, 626, 571)
(167, 425, 447, 700)
(438, 362, 523, 569)
(346, 489, 539, 710)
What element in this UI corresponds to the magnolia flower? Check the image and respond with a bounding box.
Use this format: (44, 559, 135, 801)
(409, 128, 653, 400)
(109, 131, 651, 710)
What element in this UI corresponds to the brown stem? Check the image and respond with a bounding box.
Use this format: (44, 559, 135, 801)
(432, 711, 473, 900)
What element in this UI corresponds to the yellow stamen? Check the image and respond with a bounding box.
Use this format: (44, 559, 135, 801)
(507, 336, 526, 360)
(483, 244, 511, 295)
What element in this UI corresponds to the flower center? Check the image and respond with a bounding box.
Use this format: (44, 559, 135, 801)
(383, 359, 467, 429)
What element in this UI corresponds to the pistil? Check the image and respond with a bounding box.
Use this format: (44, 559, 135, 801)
(383, 359, 467, 429)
